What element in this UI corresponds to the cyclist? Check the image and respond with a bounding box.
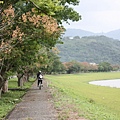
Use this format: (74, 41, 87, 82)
(37, 71, 43, 87)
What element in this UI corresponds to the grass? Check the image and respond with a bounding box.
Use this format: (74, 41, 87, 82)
(45, 72, 120, 120)
(0, 77, 35, 120)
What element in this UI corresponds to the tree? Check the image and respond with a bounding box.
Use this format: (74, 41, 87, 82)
(98, 62, 113, 72)
(64, 61, 81, 74)
(0, 0, 81, 96)
(80, 62, 90, 72)
(111, 65, 120, 71)
(0, 1, 61, 91)
(48, 53, 65, 74)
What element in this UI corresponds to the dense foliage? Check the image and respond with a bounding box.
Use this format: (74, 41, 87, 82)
(63, 61, 119, 74)
(57, 36, 120, 64)
(0, 0, 80, 94)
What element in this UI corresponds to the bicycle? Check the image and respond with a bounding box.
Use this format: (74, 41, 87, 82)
(38, 78, 43, 90)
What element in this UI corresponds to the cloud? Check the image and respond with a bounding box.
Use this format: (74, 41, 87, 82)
(78, 0, 120, 11)
(64, 0, 120, 33)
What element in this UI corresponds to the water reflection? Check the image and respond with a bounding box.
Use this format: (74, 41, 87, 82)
(89, 79, 120, 88)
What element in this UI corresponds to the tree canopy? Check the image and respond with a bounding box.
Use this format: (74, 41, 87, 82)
(0, 0, 81, 91)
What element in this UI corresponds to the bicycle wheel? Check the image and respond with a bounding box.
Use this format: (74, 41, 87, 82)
(39, 83, 41, 90)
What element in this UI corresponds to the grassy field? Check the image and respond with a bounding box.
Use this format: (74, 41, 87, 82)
(45, 72, 120, 120)
(0, 77, 35, 120)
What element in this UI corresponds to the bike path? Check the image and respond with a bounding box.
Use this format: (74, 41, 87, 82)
(6, 80, 58, 120)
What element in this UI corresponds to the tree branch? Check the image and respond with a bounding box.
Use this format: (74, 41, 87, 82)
(29, 0, 48, 15)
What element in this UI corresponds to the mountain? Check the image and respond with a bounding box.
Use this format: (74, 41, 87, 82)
(64, 28, 120, 40)
(105, 29, 120, 40)
(64, 28, 94, 37)
(57, 36, 120, 64)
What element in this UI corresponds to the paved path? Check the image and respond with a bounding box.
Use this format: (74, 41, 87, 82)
(6, 80, 58, 120)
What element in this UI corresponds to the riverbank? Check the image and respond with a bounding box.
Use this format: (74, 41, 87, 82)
(45, 72, 120, 120)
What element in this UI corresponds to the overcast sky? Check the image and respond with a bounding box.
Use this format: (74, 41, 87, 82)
(64, 0, 120, 33)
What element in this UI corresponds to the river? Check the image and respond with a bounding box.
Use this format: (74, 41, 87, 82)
(89, 79, 120, 88)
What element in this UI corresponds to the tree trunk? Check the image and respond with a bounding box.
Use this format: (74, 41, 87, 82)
(22, 75, 27, 84)
(22, 72, 30, 85)
(26, 73, 30, 82)
(0, 75, 7, 96)
(18, 77, 23, 87)
(17, 74, 23, 87)
(24, 72, 29, 82)
(0, 75, 4, 89)
(2, 80, 8, 93)
(0, 89, 1, 99)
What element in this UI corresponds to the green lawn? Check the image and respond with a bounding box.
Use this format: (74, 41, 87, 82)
(45, 72, 120, 120)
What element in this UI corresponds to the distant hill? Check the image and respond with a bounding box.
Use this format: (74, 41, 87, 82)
(57, 36, 120, 64)
(105, 29, 120, 40)
(64, 28, 120, 40)
(64, 29, 94, 37)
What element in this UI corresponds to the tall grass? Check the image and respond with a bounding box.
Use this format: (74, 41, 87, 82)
(45, 72, 120, 120)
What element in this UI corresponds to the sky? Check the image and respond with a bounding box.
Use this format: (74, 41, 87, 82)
(63, 0, 120, 33)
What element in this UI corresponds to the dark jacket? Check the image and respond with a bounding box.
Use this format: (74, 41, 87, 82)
(37, 72, 43, 78)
